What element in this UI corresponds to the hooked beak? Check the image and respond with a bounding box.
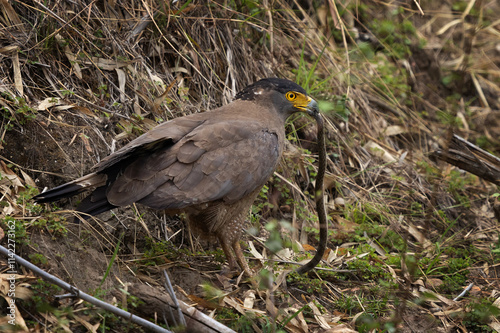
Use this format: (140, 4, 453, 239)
(306, 98, 319, 117)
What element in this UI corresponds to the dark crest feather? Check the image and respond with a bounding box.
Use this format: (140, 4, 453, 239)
(235, 78, 307, 101)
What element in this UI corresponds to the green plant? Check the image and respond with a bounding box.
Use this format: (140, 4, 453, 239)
(460, 298, 499, 332)
(28, 253, 48, 266)
(318, 94, 350, 122)
(286, 271, 326, 293)
(334, 295, 360, 315)
(294, 38, 336, 96)
(115, 118, 146, 137)
(1, 216, 29, 246)
(356, 313, 379, 333)
(17, 187, 43, 214)
(346, 255, 393, 281)
(200, 282, 226, 305)
(370, 56, 412, 105)
(348, 201, 390, 226)
(97, 84, 109, 98)
(277, 304, 308, 331)
(0, 94, 37, 131)
(438, 257, 470, 294)
(60, 89, 75, 97)
(264, 219, 294, 254)
(112, 288, 145, 311)
(28, 279, 63, 313)
(251, 184, 273, 220)
(368, 16, 417, 59)
(216, 307, 258, 332)
(492, 232, 500, 258)
(443, 169, 475, 208)
(99, 233, 123, 288)
(31, 213, 68, 237)
(140, 238, 176, 266)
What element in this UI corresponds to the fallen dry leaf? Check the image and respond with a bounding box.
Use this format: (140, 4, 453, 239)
(308, 301, 331, 329)
(364, 140, 397, 163)
(324, 323, 357, 332)
(302, 244, 316, 252)
(187, 294, 220, 310)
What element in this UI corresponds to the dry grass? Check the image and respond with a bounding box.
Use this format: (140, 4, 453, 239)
(0, 0, 499, 332)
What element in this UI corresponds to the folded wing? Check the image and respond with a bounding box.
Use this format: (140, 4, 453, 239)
(106, 119, 280, 210)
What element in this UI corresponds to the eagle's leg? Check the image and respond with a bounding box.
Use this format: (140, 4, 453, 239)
(232, 240, 253, 277)
(233, 240, 262, 294)
(218, 236, 253, 277)
(219, 236, 239, 274)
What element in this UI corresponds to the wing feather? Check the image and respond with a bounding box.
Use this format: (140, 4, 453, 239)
(136, 123, 281, 209)
(93, 117, 205, 173)
(177, 141, 206, 163)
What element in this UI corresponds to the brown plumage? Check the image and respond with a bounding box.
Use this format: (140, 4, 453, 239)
(34, 78, 319, 276)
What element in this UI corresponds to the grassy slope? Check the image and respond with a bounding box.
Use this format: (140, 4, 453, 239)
(0, 0, 499, 332)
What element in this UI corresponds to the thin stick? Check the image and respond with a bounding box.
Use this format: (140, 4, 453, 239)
(453, 283, 474, 301)
(0, 245, 172, 333)
(163, 270, 186, 327)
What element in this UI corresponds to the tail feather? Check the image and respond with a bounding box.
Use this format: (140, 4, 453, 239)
(33, 173, 113, 220)
(33, 173, 106, 203)
(75, 185, 118, 219)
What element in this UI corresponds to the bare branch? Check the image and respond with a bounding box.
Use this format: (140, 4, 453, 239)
(0, 245, 173, 333)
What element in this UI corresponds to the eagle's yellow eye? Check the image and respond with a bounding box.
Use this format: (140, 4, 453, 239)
(286, 92, 297, 101)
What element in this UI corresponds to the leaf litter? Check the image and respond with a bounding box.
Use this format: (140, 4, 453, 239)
(0, 0, 499, 332)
